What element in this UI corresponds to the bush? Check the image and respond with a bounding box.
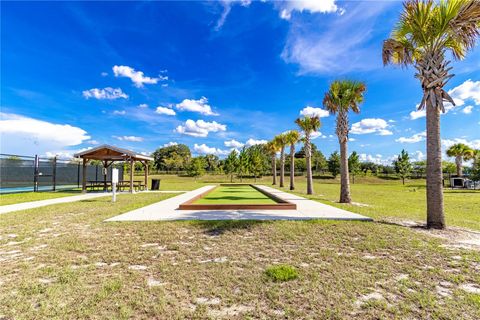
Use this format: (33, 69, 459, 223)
(265, 264, 298, 282)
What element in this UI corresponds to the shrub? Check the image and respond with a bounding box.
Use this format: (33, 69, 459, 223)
(265, 264, 298, 282)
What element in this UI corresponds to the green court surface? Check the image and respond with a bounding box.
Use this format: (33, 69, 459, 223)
(194, 185, 277, 204)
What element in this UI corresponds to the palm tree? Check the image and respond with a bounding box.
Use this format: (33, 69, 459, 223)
(295, 116, 321, 195)
(323, 80, 366, 204)
(446, 143, 473, 177)
(274, 133, 288, 188)
(284, 130, 301, 190)
(266, 140, 279, 185)
(382, 0, 480, 229)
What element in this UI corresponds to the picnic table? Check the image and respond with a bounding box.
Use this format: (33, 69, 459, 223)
(87, 180, 146, 192)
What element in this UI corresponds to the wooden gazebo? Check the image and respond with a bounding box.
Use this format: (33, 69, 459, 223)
(74, 145, 153, 193)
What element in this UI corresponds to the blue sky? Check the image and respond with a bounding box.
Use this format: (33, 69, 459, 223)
(1, 0, 479, 164)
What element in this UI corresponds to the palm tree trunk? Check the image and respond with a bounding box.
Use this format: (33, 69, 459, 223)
(272, 156, 277, 185)
(339, 140, 351, 203)
(455, 156, 463, 177)
(289, 144, 295, 190)
(426, 100, 445, 229)
(280, 147, 285, 188)
(305, 137, 313, 195)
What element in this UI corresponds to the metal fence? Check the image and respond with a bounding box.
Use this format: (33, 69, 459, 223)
(0, 154, 123, 193)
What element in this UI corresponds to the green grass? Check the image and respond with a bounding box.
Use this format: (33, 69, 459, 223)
(143, 174, 480, 231)
(265, 264, 299, 282)
(0, 190, 81, 206)
(194, 185, 277, 204)
(0, 193, 479, 318)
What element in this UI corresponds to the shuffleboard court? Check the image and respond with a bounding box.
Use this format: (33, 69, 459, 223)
(194, 185, 276, 204)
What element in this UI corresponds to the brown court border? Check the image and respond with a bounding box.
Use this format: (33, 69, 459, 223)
(178, 184, 297, 210)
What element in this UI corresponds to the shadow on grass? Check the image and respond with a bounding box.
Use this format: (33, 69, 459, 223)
(376, 175, 401, 181)
(192, 220, 269, 236)
(312, 175, 335, 180)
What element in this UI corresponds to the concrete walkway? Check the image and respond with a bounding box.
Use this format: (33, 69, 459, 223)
(106, 185, 372, 222)
(0, 191, 186, 215)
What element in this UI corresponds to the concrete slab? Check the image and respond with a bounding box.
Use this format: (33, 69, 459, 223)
(106, 185, 372, 222)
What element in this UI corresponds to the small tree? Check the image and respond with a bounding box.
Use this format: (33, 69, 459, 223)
(328, 151, 341, 178)
(348, 151, 361, 184)
(224, 150, 239, 183)
(248, 147, 264, 182)
(238, 147, 249, 182)
(393, 149, 412, 185)
(187, 157, 206, 180)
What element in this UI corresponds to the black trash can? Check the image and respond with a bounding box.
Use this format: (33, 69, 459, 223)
(151, 179, 161, 190)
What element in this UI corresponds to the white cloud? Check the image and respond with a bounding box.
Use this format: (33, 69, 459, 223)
(112, 110, 126, 116)
(310, 131, 326, 140)
(395, 131, 426, 144)
(442, 138, 480, 150)
(277, 0, 342, 20)
(348, 137, 356, 142)
(281, 3, 394, 74)
(83, 87, 128, 100)
(410, 79, 480, 120)
(175, 119, 226, 137)
(224, 139, 244, 148)
(163, 142, 178, 147)
(113, 135, 144, 142)
(138, 103, 148, 108)
(449, 79, 480, 105)
(155, 106, 176, 116)
(215, 0, 251, 31)
(0, 113, 90, 155)
(176, 97, 218, 116)
(358, 153, 395, 165)
(194, 143, 230, 156)
(462, 105, 473, 114)
(350, 118, 393, 135)
(87, 140, 99, 145)
(101, 72, 108, 77)
(112, 65, 165, 88)
(413, 151, 425, 161)
(299, 106, 329, 118)
(245, 138, 268, 146)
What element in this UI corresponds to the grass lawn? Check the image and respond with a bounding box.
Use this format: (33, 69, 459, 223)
(0, 190, 81, 206)
(1, 193, 479, 319)
(144, 174, 480, 231)
(195, 185, 276, 205)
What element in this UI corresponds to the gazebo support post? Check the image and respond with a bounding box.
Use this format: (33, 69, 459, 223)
(130, 158, 134, 193)
(82, 158, 87, 193)
(103, 160, 108, 192)
(144, 161, 149, 191)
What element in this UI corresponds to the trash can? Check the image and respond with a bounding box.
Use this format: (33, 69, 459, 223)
(151, 179, 161, 190)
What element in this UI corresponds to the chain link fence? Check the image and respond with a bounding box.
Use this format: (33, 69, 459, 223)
(0, 154, 123, 194)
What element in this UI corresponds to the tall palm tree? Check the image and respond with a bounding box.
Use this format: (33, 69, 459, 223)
(266, 140, 279, 185)
(284, 130, 301, 190)
(382, 0, 480, 229)
(295, 116, 321, 195)
(274, 133, 288, 188)
(446, 143, 473, 176)
(323, 80, 366, 204)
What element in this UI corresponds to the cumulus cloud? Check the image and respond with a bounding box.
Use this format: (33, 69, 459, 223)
(350, 118, 393, 136)
(224, 139, 244, 148)
(163, 141, 178, 147)
(176, 97, 218, 116)
(175, 119, 226, 137)
(113, 65, 166, 88)
(277, 0, 342, 20)
(358, 153, 396, 165)
(194, 143, 230, 156)
(112, 110, 126, 116)
(462, 105, 473, 114)
(245, 138, 268, 146)
(155, 106, 176, 116)
(442, 138, 480, 150)
(395, 131, 426, 144)
(410, 79, 480, 120)
(310, 131, 326, 139)
(113, 135, 144, 142)
(138, 103, 148, 108)
(83, 87, 128, 100)
(299, 106, 329, 118)
(0, 113, 90, 155)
